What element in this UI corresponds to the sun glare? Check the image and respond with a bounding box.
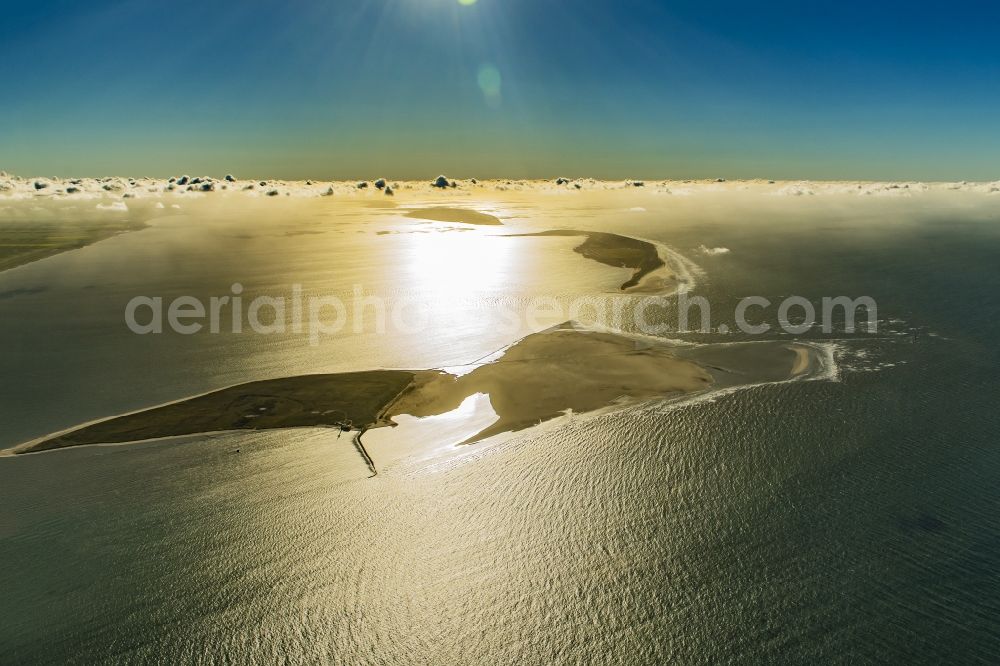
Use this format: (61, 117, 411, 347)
(404, 227, 516, 296)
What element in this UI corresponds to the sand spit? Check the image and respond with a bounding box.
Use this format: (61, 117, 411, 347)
(673, 339, 827, 388)
(12, 324, 829, 455)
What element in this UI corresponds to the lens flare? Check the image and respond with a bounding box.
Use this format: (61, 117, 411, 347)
(477, 64, 502, 107)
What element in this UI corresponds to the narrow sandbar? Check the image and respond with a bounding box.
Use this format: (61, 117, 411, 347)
(404, 207, 503, 226)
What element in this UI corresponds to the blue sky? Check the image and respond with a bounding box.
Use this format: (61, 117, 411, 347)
(2, 0, 999, 180)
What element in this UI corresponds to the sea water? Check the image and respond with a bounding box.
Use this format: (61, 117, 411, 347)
(2, 191, 999, 662)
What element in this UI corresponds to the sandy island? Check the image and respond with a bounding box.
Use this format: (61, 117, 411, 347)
(404, 206, 503, 226)
(11, 324, 827, 455)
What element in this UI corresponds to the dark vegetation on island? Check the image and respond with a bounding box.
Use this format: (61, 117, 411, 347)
(514, 230, 666, 290)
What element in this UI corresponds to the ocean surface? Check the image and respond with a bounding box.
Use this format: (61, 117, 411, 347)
(2, 190, 999, 663)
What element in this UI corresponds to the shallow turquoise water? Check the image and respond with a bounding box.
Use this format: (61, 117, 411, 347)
(2, 193, 999, 663)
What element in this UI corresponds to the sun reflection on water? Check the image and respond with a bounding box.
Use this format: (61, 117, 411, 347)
(403, 226, 518, 296)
